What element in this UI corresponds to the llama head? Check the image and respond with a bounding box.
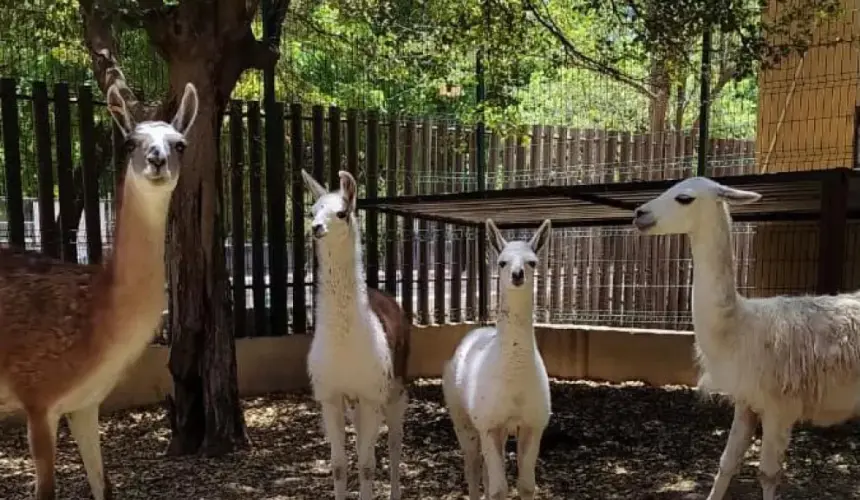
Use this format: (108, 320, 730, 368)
(301, 169, 358, 242)
(487, 218, 551, 290)
(633, 176, 761, 235)
(107, 82, 198, 196)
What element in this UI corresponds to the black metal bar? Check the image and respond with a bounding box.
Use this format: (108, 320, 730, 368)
(1, 78, 24, 248)
(362, 206, 483, 227)
(566, 192, 640, 211)
(817, 170, 848, 294)
(78, 85, 103, 264)
(385, 116, 399, 295)
(54, 83, 77, 262)
(31, 81, 59, 257)
(366, 110, 380, 290)
(697, 25, 712, 177)
(229, 101, 247, 338)
(266, 100, 288, 337)
(290, 103, 307, 334)
(402, 120, 416, 321)
(329, 106, 341, 189)
(247, 101, 268, 337)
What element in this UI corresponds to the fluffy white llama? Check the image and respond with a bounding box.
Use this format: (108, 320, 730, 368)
(442, 218, 553, 500)
(301, 169, 411, 500)
(633, 176, 860, 500)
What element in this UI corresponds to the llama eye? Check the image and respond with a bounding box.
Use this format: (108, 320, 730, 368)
(498, 261, 508, 268)
(124, 139, 136, 153)
(336, 211, 347, 219)
(675, 194, 695, 205)
(526, 260, 537, 268)
(174, 141, 186, 153)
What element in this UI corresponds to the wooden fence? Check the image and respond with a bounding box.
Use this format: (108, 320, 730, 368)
(0, 77, 757, 337)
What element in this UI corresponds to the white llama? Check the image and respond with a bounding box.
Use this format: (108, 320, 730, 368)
(443, 218, 553, 500)
(633, 176, 860, 500)
(301, 169, 412, 500)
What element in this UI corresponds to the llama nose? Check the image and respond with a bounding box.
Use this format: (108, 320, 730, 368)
(635, 208, 648, 218)
(147, 152, 166, 170)
(312, 224, 324, 237)
(511, 269, 525, 286)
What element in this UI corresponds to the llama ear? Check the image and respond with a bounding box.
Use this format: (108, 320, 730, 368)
(486, 219, 507, 255)
(171, 83, 199, 135)
(339, 170, 357, 212)
(106, 84, 135, 137)
(529, 219, 552, 255)
(301, 169, 328, 200)
(715, 185, 761, 205)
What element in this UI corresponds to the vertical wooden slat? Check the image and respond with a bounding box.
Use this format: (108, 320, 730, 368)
(450, 125, 463, 322)
(290, 103, 307, 334)
(0, 78, 24, 249)
(605, 132, 621, 325)
(229, 101, 247, 338)
(366, 110, 380, 290)
(31, 81, 59, 257)
(568, 128, 581, 184)
(266, 101, 288, 337)
(503, 135, 514, 188)
(488, 132, 499, 188)
(466, 131, 478, 320)
(328, 106, 341, 188)
(78, 85, 102, 264)
(347, 109, 359, 178)
(402, 120, 416, 321)
(418, 119, 431, 324)
(434, 122, 447, 324)
(311, 105, 326, 308)
(515, 133, 526, 188)
(530, 125, 542, 187)
(385, 116, 399, 295)
(247, 102, 267, 336)
(619, 131, 634, 319)
(54, 83, 77, 262)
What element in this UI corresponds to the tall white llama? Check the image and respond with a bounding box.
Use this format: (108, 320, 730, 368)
(301, 169, 412, 500)
(443, 218, 553, 500)
(633, 176, 860, 500)
(0, 82, 198, 500)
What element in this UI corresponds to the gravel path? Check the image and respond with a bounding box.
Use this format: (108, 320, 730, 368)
(2, 379, 859, 499)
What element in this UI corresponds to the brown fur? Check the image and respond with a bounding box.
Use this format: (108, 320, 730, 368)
(367, 287, 411, 382)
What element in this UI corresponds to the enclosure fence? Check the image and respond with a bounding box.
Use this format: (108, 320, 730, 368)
(0, 76, 836, 341)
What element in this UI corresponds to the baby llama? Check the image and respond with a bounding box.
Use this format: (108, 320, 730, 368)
(633, 176, 860, 500)
(443, 218, 552, 500)
(301, 169, 411, 500)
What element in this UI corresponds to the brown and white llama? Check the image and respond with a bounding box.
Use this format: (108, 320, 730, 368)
(301, 169, 412, 500)
(0, 82, 198, 500)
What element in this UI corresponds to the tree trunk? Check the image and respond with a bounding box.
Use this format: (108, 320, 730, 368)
(648, 57, 670, 133)
(164, 54, 248, 456)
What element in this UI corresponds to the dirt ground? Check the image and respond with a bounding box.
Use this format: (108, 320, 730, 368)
(2, 379, 860, 499)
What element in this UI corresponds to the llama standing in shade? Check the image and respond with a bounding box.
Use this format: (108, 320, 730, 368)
(301, 169, 412, 500)
(633, 176, 860, 500)
(0, 82, 198, 500)
(443, 219, 552, 500)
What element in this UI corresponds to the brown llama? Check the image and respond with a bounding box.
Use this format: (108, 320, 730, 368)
(0, 82, 199, 500)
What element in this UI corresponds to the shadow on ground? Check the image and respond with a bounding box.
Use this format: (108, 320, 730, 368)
(2, 379, 859, 499)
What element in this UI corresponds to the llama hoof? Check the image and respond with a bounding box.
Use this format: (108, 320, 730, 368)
(758, 469, 783, 500)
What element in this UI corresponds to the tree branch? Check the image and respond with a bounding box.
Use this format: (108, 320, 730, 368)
(79, 0, 157, 119)
(522, 0, 655, 99)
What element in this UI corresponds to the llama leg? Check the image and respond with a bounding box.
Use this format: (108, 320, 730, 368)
(448, 404, 482, 500)
(480, 427, 508, 500)
(706, 404, 757, 500)
(355, 400, 382, 500)
(67, 405, 112, 500)
(758, 413, 793, 500)
(384, 384, 408, 500)
(27, 409, 59, 500)
(516, 426, 542, 500)
(321, 399, 348, 500)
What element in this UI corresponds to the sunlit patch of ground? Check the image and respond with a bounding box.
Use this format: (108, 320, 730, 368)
(2, 379, 860, 499)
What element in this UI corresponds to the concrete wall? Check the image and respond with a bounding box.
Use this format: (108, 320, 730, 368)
(1, 324, 699, 420)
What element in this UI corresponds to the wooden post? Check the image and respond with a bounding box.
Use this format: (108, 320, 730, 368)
(266, 100, 288, 337)
(53, 83, 76, 262)
(247, 102, 267, 337)
(31, 81, 59, 258)
(290, 103, 307, 333)
(817, 170, 849, 294)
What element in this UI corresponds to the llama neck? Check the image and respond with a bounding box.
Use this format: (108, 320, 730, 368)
(108, 177, 172, 309)
(688, 203, 740, 334)
(316, 224, 369, 319)
(496, 287, 536, 349)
